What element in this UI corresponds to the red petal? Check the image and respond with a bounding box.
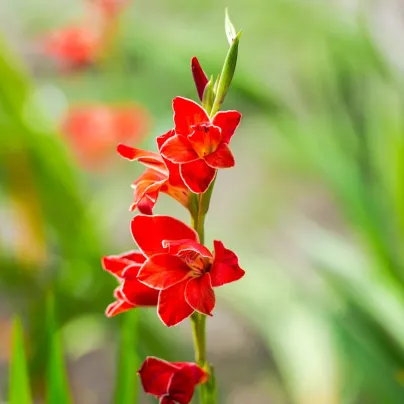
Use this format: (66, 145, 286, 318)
(160, 134, 199, 163)
(204, 143, 235, 169)
(185, 274, 215, 315)
(167, 366, 196, 404)
(131, 215, 198, 257)
(172, 97, 209, 136)
(160, 396, 175, 404)
(188, 125, 221, 158)
(212, 110, 242, 144)
(191, 57, 209, 102)
(137, 254, 190, 290)
(131, 168, 166, 213)
(117, 144, 167, 174)
(156, 129, 175, 150)
(105, 297, 134, 317)
(210, 240, 245, 287)
(162, 239, 212, 258)
(173, 363, 208, 385)
(121, 265, 159, 306)
(179, 160, 216, 193)
(102, 251, 145, 278)
(138, 357, 178, 396)
(158, 282, 194, 326)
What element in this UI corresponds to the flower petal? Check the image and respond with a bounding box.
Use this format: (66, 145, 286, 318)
(158, 281, 194, 326)
(105, 294, 135, 317)
(212, 110, 241, 144)
(137, 254, 190, 290)
(204, 143, 235, 169)
(185, 274, 215, 316)
(188, 124, 221, 158)
(167, 366, 196, 404)
(162, 239, 212, 258)
(180, 160, 216, 194)
(117, 144, 167, 174)
(160, 396, 175, 404)
(106, 287, 137, 316)
(131, 215, 198, 257)
(210, 240, 245, 287)
(121, 265, 159, 306)
(131, 169, 166, 213)
(172, 97, 209, 135)
(102, 250, 145, 278)
(138, 357, 178, 396)
(160, 134, 199, 164)
(172, 363, 208, 385)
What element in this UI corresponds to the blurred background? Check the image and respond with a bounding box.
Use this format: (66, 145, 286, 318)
(1, 0, 404, 402)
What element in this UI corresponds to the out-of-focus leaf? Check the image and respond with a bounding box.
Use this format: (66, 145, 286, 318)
(46, 295, 72, 404)
(114, 310, 140, 404)
(9, 317, 32, 404)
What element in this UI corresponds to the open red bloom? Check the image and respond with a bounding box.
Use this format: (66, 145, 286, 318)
(117, 130, 190, 214)
(159, 97, 241, 193)
(130, 215, 245, 327)
(138, 357, 207, 404)
(42, 25, 103, 68)
(102, 250, 158, 316)
(62, 104, 150, 170)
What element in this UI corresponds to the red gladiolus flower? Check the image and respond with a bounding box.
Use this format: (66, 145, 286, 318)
(102, 250, 158, 316)
(130, 215, 245, 327)
(159, 97, 242, 193)
(42, 26, 103, 68)
(117, 130, 190, 214)
(138, 357, 208, 404)
(62, 104, 150, 169)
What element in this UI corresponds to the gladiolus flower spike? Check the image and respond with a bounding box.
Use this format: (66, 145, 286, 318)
(101, 10, 243, 404)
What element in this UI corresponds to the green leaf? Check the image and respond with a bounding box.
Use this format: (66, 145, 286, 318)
(9, 317, 32, 404)
(225, 8, 237, 45)
(202, 75, 215, 115)
(114, 310, 140, 404)
(210, 30, 241, 116)
(46, 295, 72, 404)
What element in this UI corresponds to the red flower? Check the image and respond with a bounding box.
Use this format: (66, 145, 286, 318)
(159, 97, 241, 193)
(138, 357, 208, 404)
(62, 104, 150, 169)
(42, 26, 103, 68)
(130, 215, 245, 327)
(117, 130, 190, 214)
(94, 0, 129, 18)
(102, 250, 158, 316)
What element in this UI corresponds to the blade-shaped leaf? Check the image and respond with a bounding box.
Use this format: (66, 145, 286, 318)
(46, 295, 72, 404)
(9, 317, 32, 404)
(114, 310, 140, 404)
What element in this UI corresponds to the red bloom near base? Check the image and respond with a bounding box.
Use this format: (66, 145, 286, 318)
(129, 215, 245, 327)
(159, 97, 242, 193)
(102, 250, 158, 316)
(138, 357, 208, 404)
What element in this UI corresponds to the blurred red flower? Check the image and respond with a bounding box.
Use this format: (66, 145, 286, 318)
(138, 357, 208, 404)
(159, 97, 242, 193)
(117, 130, 190, 214)
(42, 26, 103, 68)
(130, 215, 245, 327)
(94, 0, 129, 18)
(102, 250, 158, 316)
(62, 104, 150, 169)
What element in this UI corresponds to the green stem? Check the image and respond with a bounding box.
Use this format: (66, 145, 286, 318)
(190, 190, 216, 404)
